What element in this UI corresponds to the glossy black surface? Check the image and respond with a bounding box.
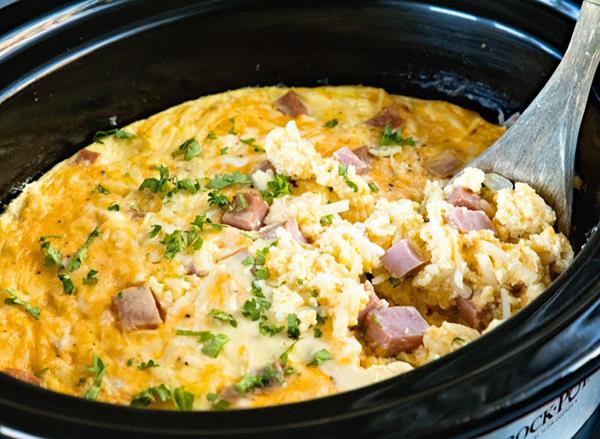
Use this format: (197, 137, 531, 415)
(0, 1, 598, 438)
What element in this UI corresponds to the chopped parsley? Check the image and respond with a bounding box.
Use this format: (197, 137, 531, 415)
(160, 230, 185, 260)
(2, 288, 40, 320)
(83, 269, 98, 285)
(138, 165, 171, 194)
(107, 202, 120, 211)
(206, 131, 217, 141)
(259, 321, 284, 336)
(286, 313, 300, 339)
(228, 117, 237, 135)
(131, 384, 194, 410)
(380, 123, 415, 146)
(175, 178, 200, 194)
(206, 171, 252, 190)
(207, 191, 230, 209)
(308, 349, 332, 366)
(241, 296, 270, 321)
(93, 185, 110, 195)
(40, 238, 64, 269)
(261, 174, 292, 204)
(338, 164, 358, 192)
(84, 354, 106, 400)
(207, 392, 230, 410)
(324, 118, 339, 128)
(149, 225, 162, 238)
(320, 215, 333, 226)
(175, 329, 230, 358)
(93, 128, 135, 144)
(240, 137, 255, 145)
(191, 214, 222, 232)
(126, 358, 135, 367)
(173, 137, 201, 161)
(209, 309, 238, 328)
(220, 147, 229, 155)
(368, 182, 380, 193)
(58, 274, 75, 295)
(254, 267, 270, 280)
(137, 359, 160, 370)
(279, 341, 298, 365)
(313, 327, 323, 338)
(234, 363, 283, 394)
(68, 227, 100, 272)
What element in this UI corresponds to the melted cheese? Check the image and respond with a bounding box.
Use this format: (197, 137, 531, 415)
(0, 86, 571, 410)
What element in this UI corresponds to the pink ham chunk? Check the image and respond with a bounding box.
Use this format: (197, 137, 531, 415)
(333, 147, 369, 174)
(222, 192, 269, 231)
(364, 306, 429, 356)
(423, 150, 462, 178)
(274, 91, 308, 117)
(382, 239, 426, 278)
(75, 148, 100, 164)
(358, 281, 387, 324)
(260, 219, 306, 243)
(366, 104, 403, 128)
(456, 296, 490, 330)
(447, 186, 494, 217)
(112, 286, 163, 331)
(445, 207, 494, 233)
(282, 218, 307, 243)
(352, 146, 373, 168)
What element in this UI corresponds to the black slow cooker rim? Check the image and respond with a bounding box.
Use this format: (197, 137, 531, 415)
(0, 1, 598, 437)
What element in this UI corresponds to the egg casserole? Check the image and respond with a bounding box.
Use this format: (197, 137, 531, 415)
(0, 86, 573, 410)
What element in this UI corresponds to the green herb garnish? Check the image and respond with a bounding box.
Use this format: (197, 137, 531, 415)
(320, 215, 333, 226)
(137, 359, 160, 370)
(58, 274, 75, 295)
(149, 225, 162, 238)
(83, 269, 99, 285)
(209, 309, 238, 328)
(68, 227, 100, 272)
(380, 123, 415, 147)
(2, 288, 40, 320)
(107, 202, 120, 211)
(175, 329, 230, 358)
(287, 313, 300, 339)
(84, 354, 106, 400)
(93, 185, 110, 195)
(93, 129, 135, 144)
(206, 392, 230, 410)
(324, 119, 338, 128)
(308, 349, 332, 366)
(40, 239, 64, 269)
(173, 138, 201, 161)
(261, 174, 292, 204)
(206, 171, 252, 190)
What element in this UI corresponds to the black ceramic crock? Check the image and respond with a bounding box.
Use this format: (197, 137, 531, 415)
(0, 1, 599, 438)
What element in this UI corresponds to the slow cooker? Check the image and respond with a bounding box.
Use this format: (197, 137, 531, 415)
(0, 0, 599, 437)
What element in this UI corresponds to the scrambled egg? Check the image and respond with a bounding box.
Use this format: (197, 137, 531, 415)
(0, 86, 572, 410)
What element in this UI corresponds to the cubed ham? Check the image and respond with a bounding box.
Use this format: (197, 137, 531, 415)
(274, 91, 308, 117)
(282, 218, 307, 243)
(456, 296, 490, 330)
(352, 145, 373, 167)
(423, 150, 462, 178)
(445, 207, 494, 233)
(357, 281, 387, 324)
(255, 160, 275, 173)
(75, 148, 100, 164)
(2, 368, 43, 386)
(447, 186, 494, 217)
(222, 192, 269, 231)
(364, 306, 429, 356)
(260, 219, 306, 243)
(382, 239, 426, 278)
(333, 147, 369, 174)
(112, 285, 164, 331)
(366, 104, 403, 128)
